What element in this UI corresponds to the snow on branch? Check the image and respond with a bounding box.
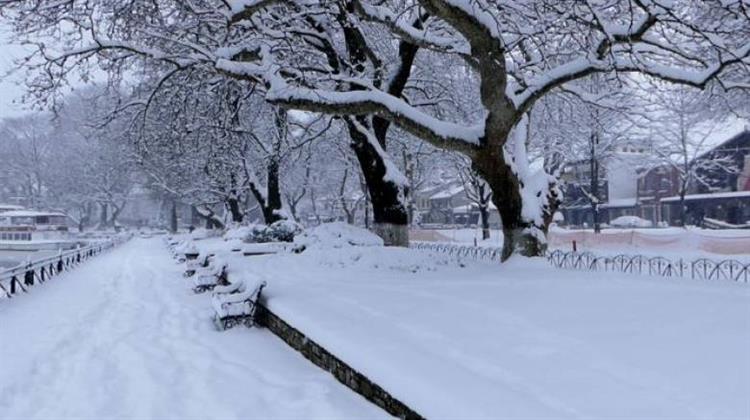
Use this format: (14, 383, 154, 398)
(425, 0, 502, 43)
(227, 0, 282, 23)
(348, 118, 409, 188)
(613, 43, 750, 88)
(353, 1, 471, 58)
(219, 50, 487, 154)
(508, 1, 749, 114)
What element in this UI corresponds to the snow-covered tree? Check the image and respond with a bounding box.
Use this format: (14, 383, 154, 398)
(531, 79, 650, 233)
(0, 115, 52, 209)
(454, 157, 493, 240)
(2, 0, 748, 259)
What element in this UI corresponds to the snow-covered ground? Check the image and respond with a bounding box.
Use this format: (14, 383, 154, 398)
(0, 239, 385, 420)
(191, 228, 750, 420)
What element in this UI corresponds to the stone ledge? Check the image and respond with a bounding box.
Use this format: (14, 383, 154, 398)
(256, 303, 425, 420)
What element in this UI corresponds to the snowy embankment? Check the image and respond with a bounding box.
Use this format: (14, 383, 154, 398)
(413, 226, 750, 259)
(0, 238, 385, 420)
(548, 226, 750, 258)
(191, 224, 750, 420)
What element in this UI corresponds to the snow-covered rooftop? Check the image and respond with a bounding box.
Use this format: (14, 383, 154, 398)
(453, 202, 497, 213)
(430, 185, 465, 200)
(602, 198, 638, 208)
(696, 116, 750, 151)
(0, 204, 24, 211)
(0, 210, 67, 218)
(661, 190, 750, 203)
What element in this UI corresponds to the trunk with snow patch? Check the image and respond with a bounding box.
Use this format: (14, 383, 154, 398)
(346, 121, 409, 246)
(473, 117, 560, 261)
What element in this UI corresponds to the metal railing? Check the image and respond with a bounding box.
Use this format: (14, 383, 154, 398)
(0, 236, 129, 299)
(410, 241, 503, 264)
(411, 241, 750, 283)
(546, 250, 750, 282)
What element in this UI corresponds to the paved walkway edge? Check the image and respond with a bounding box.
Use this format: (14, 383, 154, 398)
(257, 303, 426, 420)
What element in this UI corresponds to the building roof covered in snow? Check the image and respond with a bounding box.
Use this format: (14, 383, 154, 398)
(0, 210, 67, 218)
(601, 198, 639, 208)
(430, 184, 465, 200)
(0, 204, 24, 212)
(660, 190, 750, 203)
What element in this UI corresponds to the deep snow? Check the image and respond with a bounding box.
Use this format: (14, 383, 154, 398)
(192, 231, 750, 420)
(0, 239, 385, 420)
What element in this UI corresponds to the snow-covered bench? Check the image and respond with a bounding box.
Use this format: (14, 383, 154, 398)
(169, 241, 188, 259)
(242, 242, 288, 256)
(212, 280, 267, 330)
(184, 253, 214, 277)
(168, 239, 200, 263)
(192, 259, 228, 293)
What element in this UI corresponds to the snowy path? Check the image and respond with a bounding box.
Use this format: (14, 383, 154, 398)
(0, 239, 384, 420)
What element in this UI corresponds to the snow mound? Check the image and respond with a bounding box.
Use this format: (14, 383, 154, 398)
(188, 228, 221, 240)
(223, 225, 257, 241)
(173, 241, 198, 255)
(293, 222, 384, 252)
(305, 246, 463, 273)
(610, 215, 653, 228)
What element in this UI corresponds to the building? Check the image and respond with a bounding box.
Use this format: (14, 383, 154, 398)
(660, 191, 750, 226)
(557, 147, 649, 226)
(660, 130, 750, 226)
(414, 183, 501, 227)
(635, 165, 681, 224)
(693, 130, 750, 194)
(559, 127, 750, 228)
(557, 158, 609, 227)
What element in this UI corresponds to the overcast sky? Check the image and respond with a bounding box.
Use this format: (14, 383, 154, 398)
(0, 25, 30, 119)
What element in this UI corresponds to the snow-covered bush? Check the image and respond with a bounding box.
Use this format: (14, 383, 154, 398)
(610, 216, 653, 228)
(292, 222, 383, 253)
(239, 220, 304, 243)
(267, 220, 304, 242)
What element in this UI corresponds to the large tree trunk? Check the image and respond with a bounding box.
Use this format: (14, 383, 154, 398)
(479, 204, 490, 240)
(226, 195, 244, 223)
(194, 206, 225, 230)
(169, 200, 178, 233)
(590, 132, 602, 233)
(247, 110, 286, 226)
(679, 192, 687, 227)
(109, 202, 125, 229)
(99, 203, 108, 229)
(338, 17, 415, 246)
(246, 156, 284, 225)
(264, 156, 283, 224)
(474, 154, 549, 261)
(346, 122, 409, 246)
(78, 202, 92, 232)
